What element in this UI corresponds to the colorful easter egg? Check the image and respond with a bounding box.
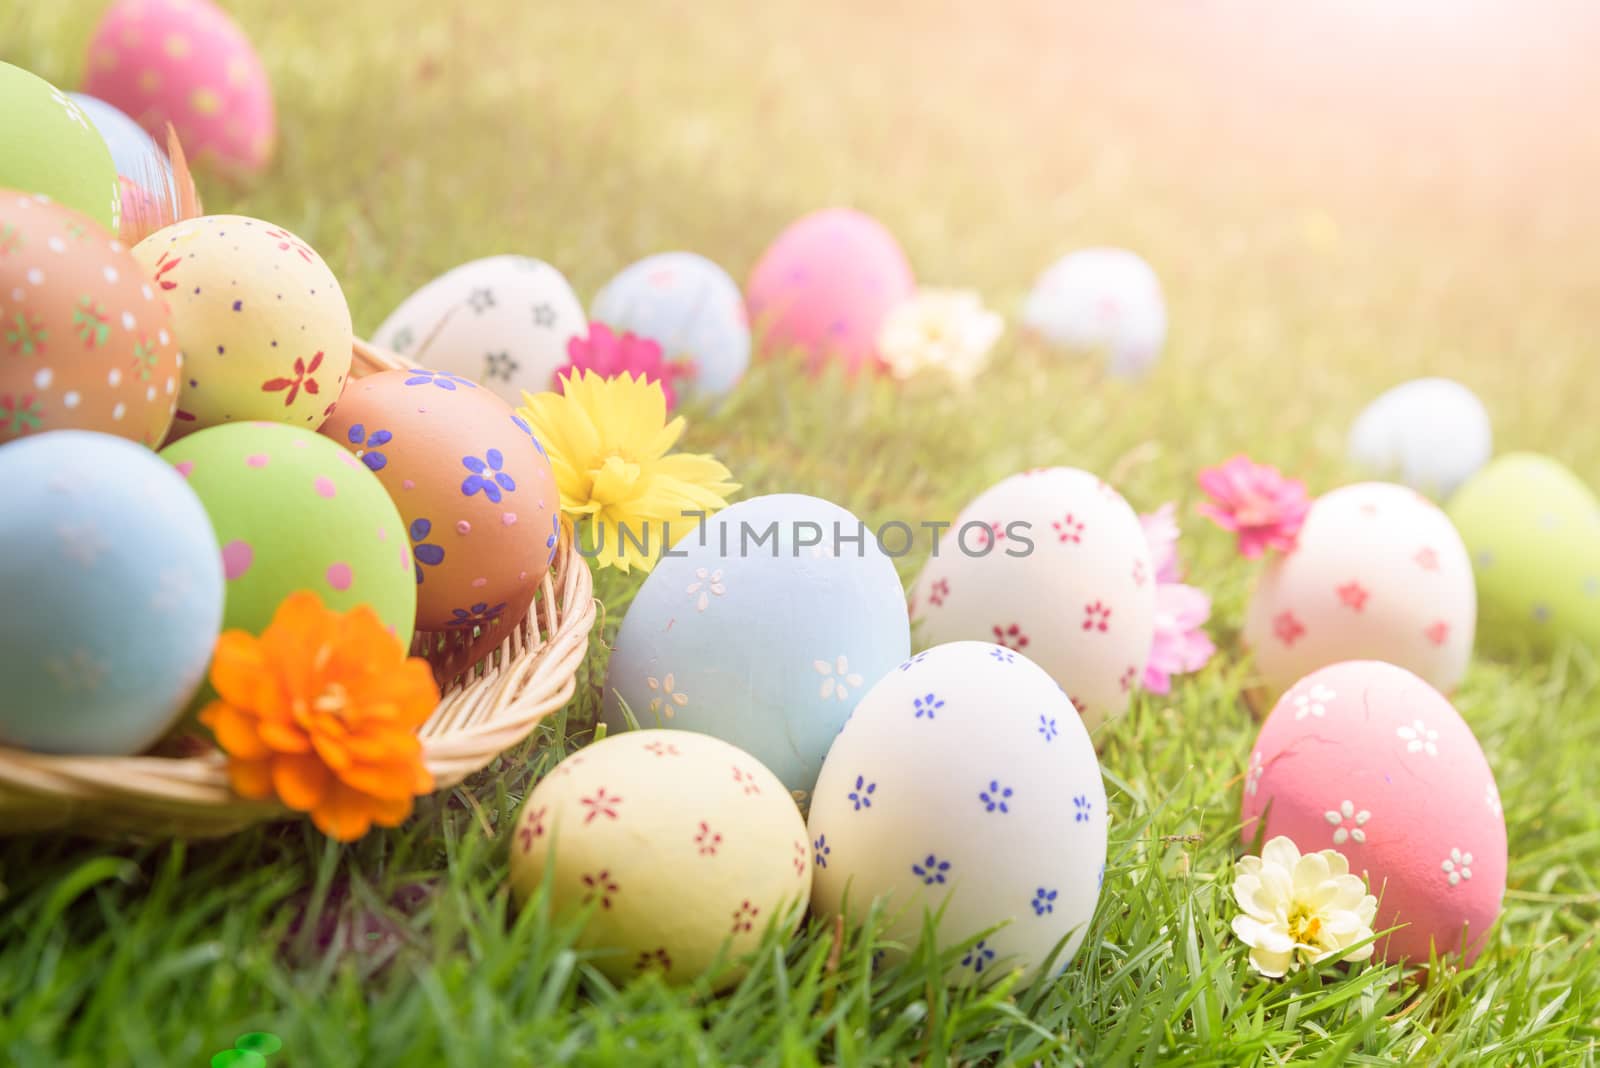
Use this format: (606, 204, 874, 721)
(1022, 248, 1166, 377)
(508, 731, 811, 986)
(319, 369, 560, 632)
(0, 63, 121, 232)
(591, 252, 750, 402)
(82, 0, 276, 175)
(0, 430, 222, 754)
(1242, 661, 1506, 965)
(1243, 482, 1475, 700)
(911, 468, 1156, 730)
(132, 215, 352, 436)
(809, 641, 1107, 986)
(371, 256, 585, 406)
(1347, 378, 1492, 499)
(68, 93, 178, 219)
(160, 422, 415, 644)
(0, 193, 181, 447)
(602, 494, 910, 798)
(1447, 453, 1600, 654)
(745, 208, 915, 375)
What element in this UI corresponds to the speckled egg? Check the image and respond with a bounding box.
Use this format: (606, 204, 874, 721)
(745, 208, 915, 375)
(371, 256, 585, 406)
(591, 252, 750, 403)
(1021, 248, 1166, 377)
(1242, 661, 1506, 965)
(809, 641, 1107, 986)
(82, 0, 276, 176)
(911, 468, 1155, 730)
(0, 193, 181, 447)
(0, 430, 222, 754)
(132, 215, 352, 436)
(318, 369, 560, 632)
(160, 422, 415, 643)
(1243, 482, 1475, 701)
(1347, 378, 1492, 499)
(602, 494, 910, 798)
(0, 63, 121, 232)
(1447, 453, 1600, 654)
(508, 730, 811, 986)
(68, 93, 179, 221)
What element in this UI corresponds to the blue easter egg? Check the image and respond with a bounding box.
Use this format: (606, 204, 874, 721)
(0, 430, 223, 753)
(602, 494, 910, 796)
(68, 92, 179, 215)
(591, 251, 751, 402)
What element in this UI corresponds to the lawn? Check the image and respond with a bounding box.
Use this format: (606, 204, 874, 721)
(3, 1, 1600, 1064)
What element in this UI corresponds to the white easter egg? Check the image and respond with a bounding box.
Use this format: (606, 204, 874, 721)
(371, 255, 585, 404)
(911, 467, 1156, 729)
(1347, 378, 1492, 498)
(808, 641, 1107, 986)
(1022, 248, 1166, 377)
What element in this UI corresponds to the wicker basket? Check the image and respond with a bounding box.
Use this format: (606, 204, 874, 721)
(0, 340, 597, 839)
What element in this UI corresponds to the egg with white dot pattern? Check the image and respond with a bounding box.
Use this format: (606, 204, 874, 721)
(0, 62, 121, 232)
(1022, 248, 1166, 377)
(911, 467, 1156, 730)
(132, 215, 352, 437)
(1347, 378, 1492, 499)
(371, 255, 586, 406)
(601, 494, 910, 798)
(808, 641, 1107, 986)
(0, 431, 222, 754)
(508, 730, 811, 987)
(1242, 660, 1506, 966)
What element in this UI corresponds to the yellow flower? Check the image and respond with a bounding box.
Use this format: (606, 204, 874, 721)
(518, 370, 739, 573)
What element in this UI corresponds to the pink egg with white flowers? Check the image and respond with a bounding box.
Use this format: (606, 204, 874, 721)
(745, 208, 914, 375)
(82, 0, 276, 176)
(1242, 660, 1506, 966)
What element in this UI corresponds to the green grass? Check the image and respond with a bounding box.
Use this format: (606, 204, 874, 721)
(4, 1, 1600, 1064)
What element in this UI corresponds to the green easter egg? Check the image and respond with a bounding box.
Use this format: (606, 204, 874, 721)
(1447, 452, 1600, 654)
(161, 422, 417, 645)
(0, 62, 121, 232)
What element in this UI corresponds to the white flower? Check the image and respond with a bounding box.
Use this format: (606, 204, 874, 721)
(1292, 683, 1336, 720)
(815, 656, 864, 701)
(646, 673, 688, 718)
(1323, 799, 1371, 845)
(685, 567, 725, 612)
(1442, 848, 1474, 886)
(1396, 718, 1439, 756)
(877, 288, 1003, 384)
(1231, 836, 1378, 978)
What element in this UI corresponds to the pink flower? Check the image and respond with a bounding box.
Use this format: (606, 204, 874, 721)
(1143, 583, 1216, 695)
(1196, 455, 1310, 558)
(556, 323, 692, 410)
(1140, 502, 1181, 584)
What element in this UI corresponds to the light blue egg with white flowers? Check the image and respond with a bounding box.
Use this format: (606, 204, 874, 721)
(602, 494, 910, 797)
(591, 251, 751, 403)
(0, 430, 223, 754)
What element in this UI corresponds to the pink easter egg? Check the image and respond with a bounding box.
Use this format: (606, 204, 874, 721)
(82, 0, 276, 176)
(745, 208, 914, 375)
(1242, 661, 1506, 966)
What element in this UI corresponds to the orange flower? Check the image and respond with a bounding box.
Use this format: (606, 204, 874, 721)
(199, 591, 440, 841)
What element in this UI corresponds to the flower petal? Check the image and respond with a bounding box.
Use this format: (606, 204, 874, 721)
(272, 752, 332, 813)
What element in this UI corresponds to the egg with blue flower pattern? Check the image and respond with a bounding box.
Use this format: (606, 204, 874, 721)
(0, 430, 222, 754)
(319, 368, 560, 632)
(602, 493, 911, 798)
(807, 641, 1108, 986)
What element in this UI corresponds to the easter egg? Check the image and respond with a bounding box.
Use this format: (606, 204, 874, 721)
(508, 731, 811, 986)
(591, 252, 750, 403)
(132, 215, 352, 436)
(82, 0, 276, 176)
(911, 468, 1156, 729)
(1022, 248, 1166, 378)
(0, 63, 121, 232)
(1243, 482, 1475, 700)
(160, 422, 415, 644)
(602, 494, 910, 797)
(1447, 453, 1600, 654)
(808, 641, 1107, 986)
(68, 93, 179, 222)
(745, 208, 915, 375)
(0, 430, 222, 754)
(1347, 378, 1492, 498)
(318, 369, 560, 632)
(1242, 661, 1506, 965)
(371, 256, 585, 406)
(0, 193, 181, 447)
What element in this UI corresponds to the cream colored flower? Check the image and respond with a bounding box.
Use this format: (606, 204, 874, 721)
(1231, 836, 1377, 978)
(877, 288, 1003, 383)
